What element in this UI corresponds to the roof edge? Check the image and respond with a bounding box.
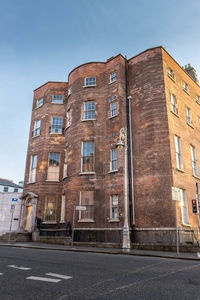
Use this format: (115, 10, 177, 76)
(68, 54, 125, 82)
(33, 81, 67, 92)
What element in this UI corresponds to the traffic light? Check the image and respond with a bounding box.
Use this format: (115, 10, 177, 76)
(192, 199, 198, 213)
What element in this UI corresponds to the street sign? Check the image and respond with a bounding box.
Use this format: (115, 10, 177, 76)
(10, 204, 15, 214)
(76, 206, 86, 211)
(12, 198, 18, 203)
(172, 187, 181, 201)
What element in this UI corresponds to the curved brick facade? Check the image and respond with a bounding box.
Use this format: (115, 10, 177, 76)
(23, 47, 200, 246)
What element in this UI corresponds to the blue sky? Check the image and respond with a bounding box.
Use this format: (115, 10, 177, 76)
(0, 0, 200, 184)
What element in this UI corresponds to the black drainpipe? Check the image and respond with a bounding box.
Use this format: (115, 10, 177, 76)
(125, 56, 133, 229)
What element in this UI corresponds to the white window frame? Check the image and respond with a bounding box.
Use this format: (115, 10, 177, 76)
(44, 196, 57, 222)
(183, 81, 189, 93)
(83, 101, 95, 120)
(63, 150, 68, 178)
(81, 141, 95, 173)
(47, 152, 60, 181)
(110, 72, 117, 83)
(110, 149, 118, 171)
(196, 95, 200, 105)
(66, 109, 71, 128)
(167, 67, 175, 80)
(110, 195, 119, 220)
(36, 98, 43, 108)
(170, 93, 178, 115)
(50, 117, 63, 134)
(79, 191, 94, 221)
(68, 87, 72, 96)
(32, 120, 41, 138)
(52, 95, 63, 104)
(186, 107, 193, 126)
(180, 189, 189, 225)
(84, 77, 96, 87)
(191, 145, 199, 177)
(29, 155, 37, 183)
(174, 136, 183, 170)
(110, 101, 118, 118)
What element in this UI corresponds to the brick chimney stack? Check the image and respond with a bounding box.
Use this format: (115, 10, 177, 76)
(184, 64, 199, 84)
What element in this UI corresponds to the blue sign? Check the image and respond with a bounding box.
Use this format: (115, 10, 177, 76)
(12, 198, 18, 202)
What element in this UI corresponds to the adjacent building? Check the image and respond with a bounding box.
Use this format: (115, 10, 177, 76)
(0, 178, 23, 235)
(22, 46, 200, 246)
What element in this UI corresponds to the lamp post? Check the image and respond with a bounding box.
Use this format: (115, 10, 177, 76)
(116, 128, 130, 250)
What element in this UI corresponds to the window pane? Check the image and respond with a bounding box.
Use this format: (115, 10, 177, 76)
(82, 142, 94, 172)
(44, 196, 57, 221)
(80, 191, 94, 219)
(52, 95, 63, 104)
(47, 153, 60, 180)
(51, 117, 63, 133)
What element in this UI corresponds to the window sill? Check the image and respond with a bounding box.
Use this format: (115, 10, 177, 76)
(109, 170, 118, 174)
(78, 219, 95, 223)
(176, 168, 185, 173)
(79, 172, 96, 175)
(50, 132, 63, 135)
(168, 74, 176, 82)
(81, 119, 96, 122)
(192, 175, 200, 180)
(62, 176, 68, 180)
(27, 181, 36, 184)
(171, 110, 179, 118)
(183, 89, 190, 95)
(45, 180, 60, 182)
(108, 219, 120, 223)
(83, 85, 96, 88)
(109, 80, 117, 85)
(186, 122, 194, 129)
(35, 105, 43, 110)
(51, 102, 63, 105)
(65, 126, 70, 130)
(32, 135, 40, 139)
(108, 114, 118, 119)
(181, 223, 191, 227)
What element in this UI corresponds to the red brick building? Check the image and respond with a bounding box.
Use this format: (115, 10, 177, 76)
(23, 46, 200, 247)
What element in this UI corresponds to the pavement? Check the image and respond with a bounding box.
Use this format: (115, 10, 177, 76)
(0, 241, 200, 261)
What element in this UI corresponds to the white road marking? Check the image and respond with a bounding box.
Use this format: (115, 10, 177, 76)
(45, 272, 72, 280)
(8, 265, 31, 270)
(26, 276, 61, 283)
(0, 273, 3, 275)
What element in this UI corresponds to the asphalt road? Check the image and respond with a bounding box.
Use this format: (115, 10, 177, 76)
(1, 246, 200, 300)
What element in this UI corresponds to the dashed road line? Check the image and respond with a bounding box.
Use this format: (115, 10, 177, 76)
(45, 273, 72, 280)
(26, 276, 61, 283)
(0, 273, 3, 275)
(8, 265, 31, 270)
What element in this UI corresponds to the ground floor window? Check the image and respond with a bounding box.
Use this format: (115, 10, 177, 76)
(44, 196, 57, 222)
(180, 189, 189, 225)
(110, 195, 119, 219)
(79, 191, 94, 220)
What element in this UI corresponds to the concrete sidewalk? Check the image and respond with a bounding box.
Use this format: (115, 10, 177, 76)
(0, 241, 200, 261)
